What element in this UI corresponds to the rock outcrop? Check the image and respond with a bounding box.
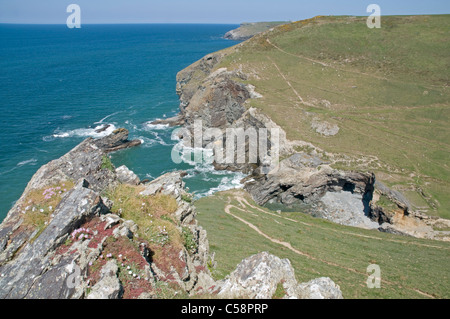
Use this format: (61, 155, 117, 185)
(0, 133, 213, 299)
(86, 260, 122, 299)
(212, 252, 343, 299)
(94, 128, 142, 153)
(115, 165, 140, 186)
(245, 153, 375, 207)
(0, 138, 118, 268)
(0, 179, 110, 299)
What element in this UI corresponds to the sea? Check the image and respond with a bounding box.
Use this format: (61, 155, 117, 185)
(0, 24, 245, 222)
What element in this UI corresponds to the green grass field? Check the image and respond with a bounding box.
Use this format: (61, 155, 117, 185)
(215, 15, 450, 218)
(195, 190, 450, 299)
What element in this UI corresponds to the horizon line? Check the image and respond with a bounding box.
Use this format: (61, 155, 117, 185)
(0, 22, 243, 25)
(1, 13, 448, 25)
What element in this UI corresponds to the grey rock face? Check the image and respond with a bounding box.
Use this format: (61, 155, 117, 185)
(183, 71, 250, 129)
(245, 154, 375, 207)
(87, 260, 122, 299)
(0, 179, 109, 299)
(318, 191, 380, 229)
(140, 171, 186, 200)
(297, 277, 344, 299)
(215, 252, 343, 299)
(115, 165, 140, 185)
(216, 252, 299, 299)
(0, 138, 118, 267)
(176, 53, 224, 112)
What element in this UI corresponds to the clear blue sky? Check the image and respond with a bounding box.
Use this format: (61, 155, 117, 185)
(0, 0, 449, 24)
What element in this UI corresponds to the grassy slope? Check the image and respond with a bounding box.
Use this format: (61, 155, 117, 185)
(216, 15, 450, 218)
(195, 190, 450, 299)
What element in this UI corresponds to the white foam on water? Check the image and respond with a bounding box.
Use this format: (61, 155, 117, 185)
(193, 173, 246, 199)
(138, 131, 173, 149)
(144, 122, 170, 131)
(52, 124, 117, 139)
(0, 158, 39, 176)
(17, 158, 38, 167)
(172, 138, 246, 199)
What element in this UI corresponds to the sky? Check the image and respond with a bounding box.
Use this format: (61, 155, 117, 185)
(0, 0, 449, 24)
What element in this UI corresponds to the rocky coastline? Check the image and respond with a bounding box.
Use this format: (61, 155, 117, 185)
(1, 26, 449, 299)
(161, 47, 450, 241)
(0, 126, 343, 299)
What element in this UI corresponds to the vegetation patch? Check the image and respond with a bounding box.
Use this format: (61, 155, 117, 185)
(106, 184, 181, 246)
(20, 181, 75, 237)
(101, 155, 115, 172)
(182, 226, 198, 254)
(375, 194, 399, 212)
(102, 184, 195, 294)
(272, 281, 287, 299)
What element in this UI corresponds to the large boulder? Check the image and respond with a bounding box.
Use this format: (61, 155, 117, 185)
(216, 252, 298, 299)
(215, 252, 343, 299)
(297, 277, 344, 299)
(115, 165, 140, 185)
(87, 260, 122, 299)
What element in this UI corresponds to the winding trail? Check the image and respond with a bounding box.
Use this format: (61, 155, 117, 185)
(222, 194, 438, 298)
(237, 196, 448, 250)
(266, 56, 313, 107)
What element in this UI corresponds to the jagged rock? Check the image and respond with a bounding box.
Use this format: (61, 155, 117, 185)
(115, 165, 140, 185)
(0, 179, 110, 299)
(311, 118, 340, 136)
(87, 260, 122, 299)
(245, 154, 375, 207)
(296, 277, 344, 299)
(101, 214, 122, 230)
(183, 71, 250, 129)
(0, 137, 120, 267)
(150, 115, 185, 127)
(95, 124, 111, 133)
(140, 171, 186, 201)
(215, 252, 343, 299)
(113, 219, 137, 239)
(176, 53, 224, 111)
(216, 252, 299, 299)
(138, 171, 218, 293)
(94, 128, 141, 153)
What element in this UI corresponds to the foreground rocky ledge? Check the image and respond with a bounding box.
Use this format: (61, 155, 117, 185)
(0, 132, 343, 299)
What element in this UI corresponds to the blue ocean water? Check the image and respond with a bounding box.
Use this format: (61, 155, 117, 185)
(0, 24, 242, 222)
